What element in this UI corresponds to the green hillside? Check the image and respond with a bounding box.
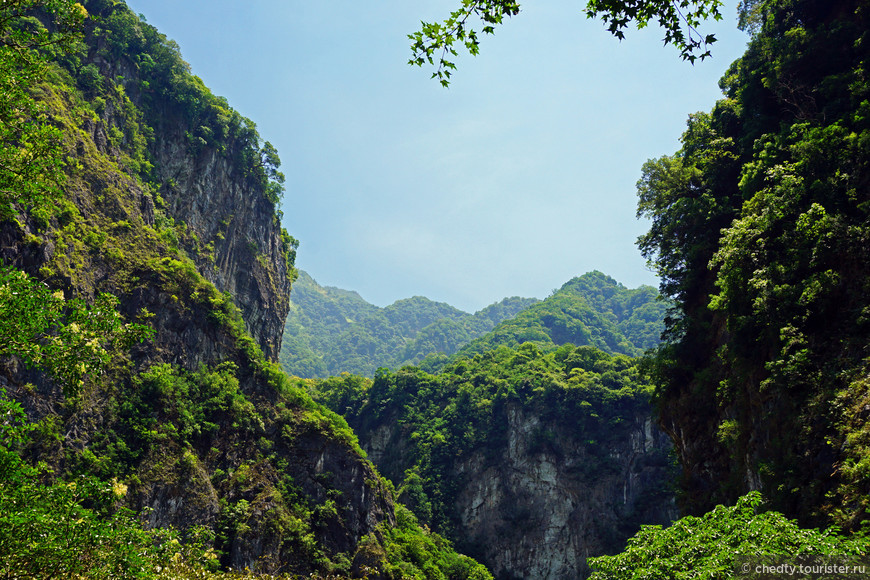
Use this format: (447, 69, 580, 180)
(279, 271, 539, 377)
(457, 271, 667, 359)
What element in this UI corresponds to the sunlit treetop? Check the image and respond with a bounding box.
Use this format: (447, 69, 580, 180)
(410, 0, 725, 86)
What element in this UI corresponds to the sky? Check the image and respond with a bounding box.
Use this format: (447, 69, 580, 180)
(124, 0, 749, 313)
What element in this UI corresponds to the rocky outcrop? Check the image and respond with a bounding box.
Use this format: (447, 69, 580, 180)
(363, 403, 676, 580)
(83, 20, 292, 362)
(456, 407, 673, 579)
(147, 117, 292, 361)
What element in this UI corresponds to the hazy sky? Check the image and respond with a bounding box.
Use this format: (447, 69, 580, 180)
(125, 0, 749, 313)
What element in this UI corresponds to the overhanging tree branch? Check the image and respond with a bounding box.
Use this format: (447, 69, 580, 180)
(410, 0, 724, 86)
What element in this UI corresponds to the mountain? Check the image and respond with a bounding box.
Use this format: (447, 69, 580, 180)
(279, 270, 539, 377)
(7, 0, 870, 578)
(456, 271, 667, 359)
(635, 0, 870, 530)
(310, 343, 677, 579)
(0, 2, 488, 577)
(288, 272, 674, 578)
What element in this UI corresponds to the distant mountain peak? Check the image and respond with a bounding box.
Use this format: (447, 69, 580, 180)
(280, 270, 664, 378)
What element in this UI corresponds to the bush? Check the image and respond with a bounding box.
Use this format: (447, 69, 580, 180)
(589, 492, 870, 580)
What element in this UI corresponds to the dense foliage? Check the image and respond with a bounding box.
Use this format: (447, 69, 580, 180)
(8, 0, 870, 575)
(6, 384, 489, 579)
(0, 264, 152, 396)
(589, 492, 870, 579)
(0, 0, 86, 216)
(280, 270, 664, 380)
(310, 343, 667, 544)
(1, 393, 162, 579)
(637, 0, 870, 528)
(456, 271, 666, 359)
(279, 270, 538, 378)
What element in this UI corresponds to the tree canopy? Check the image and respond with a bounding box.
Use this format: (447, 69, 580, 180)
(0, 0, 86, 216)
(456, 271, 667, 359)
(589, 492, 870, 580)
(0, 266, 152, 397)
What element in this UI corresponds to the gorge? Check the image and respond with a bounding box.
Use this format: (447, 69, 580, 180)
(2, 0, 870, 578)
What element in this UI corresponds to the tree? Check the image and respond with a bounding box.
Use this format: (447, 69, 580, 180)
(633, 0, 870, 525)
(260, 140, 285, 205)
(410, 0, 724, 86)
(0, 2, 152, 397)
(0, 0, 87, 216)
(0, 265, 152, 397)
(0, 392, 164, 579)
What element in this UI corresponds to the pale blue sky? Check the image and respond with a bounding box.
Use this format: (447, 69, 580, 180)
(125, 0, 748, 313)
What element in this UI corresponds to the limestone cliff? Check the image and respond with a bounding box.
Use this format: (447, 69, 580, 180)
(313, 346, 677, 579)
(459, 408, 673, 579)
(85, 14, 292, 361)
(365, 404, 675, 579)
(146, 111, 292, 362)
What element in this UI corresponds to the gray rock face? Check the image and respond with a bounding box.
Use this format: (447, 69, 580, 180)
(459, 407, 674, 579)
(148, 118, 292, 361)
(363, 404, 676, 580)
(89, 27, 292, 363)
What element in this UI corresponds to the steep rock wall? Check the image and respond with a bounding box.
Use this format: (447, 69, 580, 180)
(147, 114, 292, 361)
(363, 404, 676, 579)
(85, 3, 292, 361)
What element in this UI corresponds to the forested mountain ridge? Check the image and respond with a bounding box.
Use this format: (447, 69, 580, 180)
(0, 1, 490, 577)
(279, 270, 539, 377)
(456, 271, 666, 359)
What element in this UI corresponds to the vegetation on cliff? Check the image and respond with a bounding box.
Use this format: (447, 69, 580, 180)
(6, 0, 870, 576)
(309, 342, 675, 574)
(636, 0, 870, 529)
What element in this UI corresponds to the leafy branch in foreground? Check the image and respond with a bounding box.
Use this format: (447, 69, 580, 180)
(408, 0, 520, 87)
(410, 0, 723, 86)
(586, 0, 722, 60)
